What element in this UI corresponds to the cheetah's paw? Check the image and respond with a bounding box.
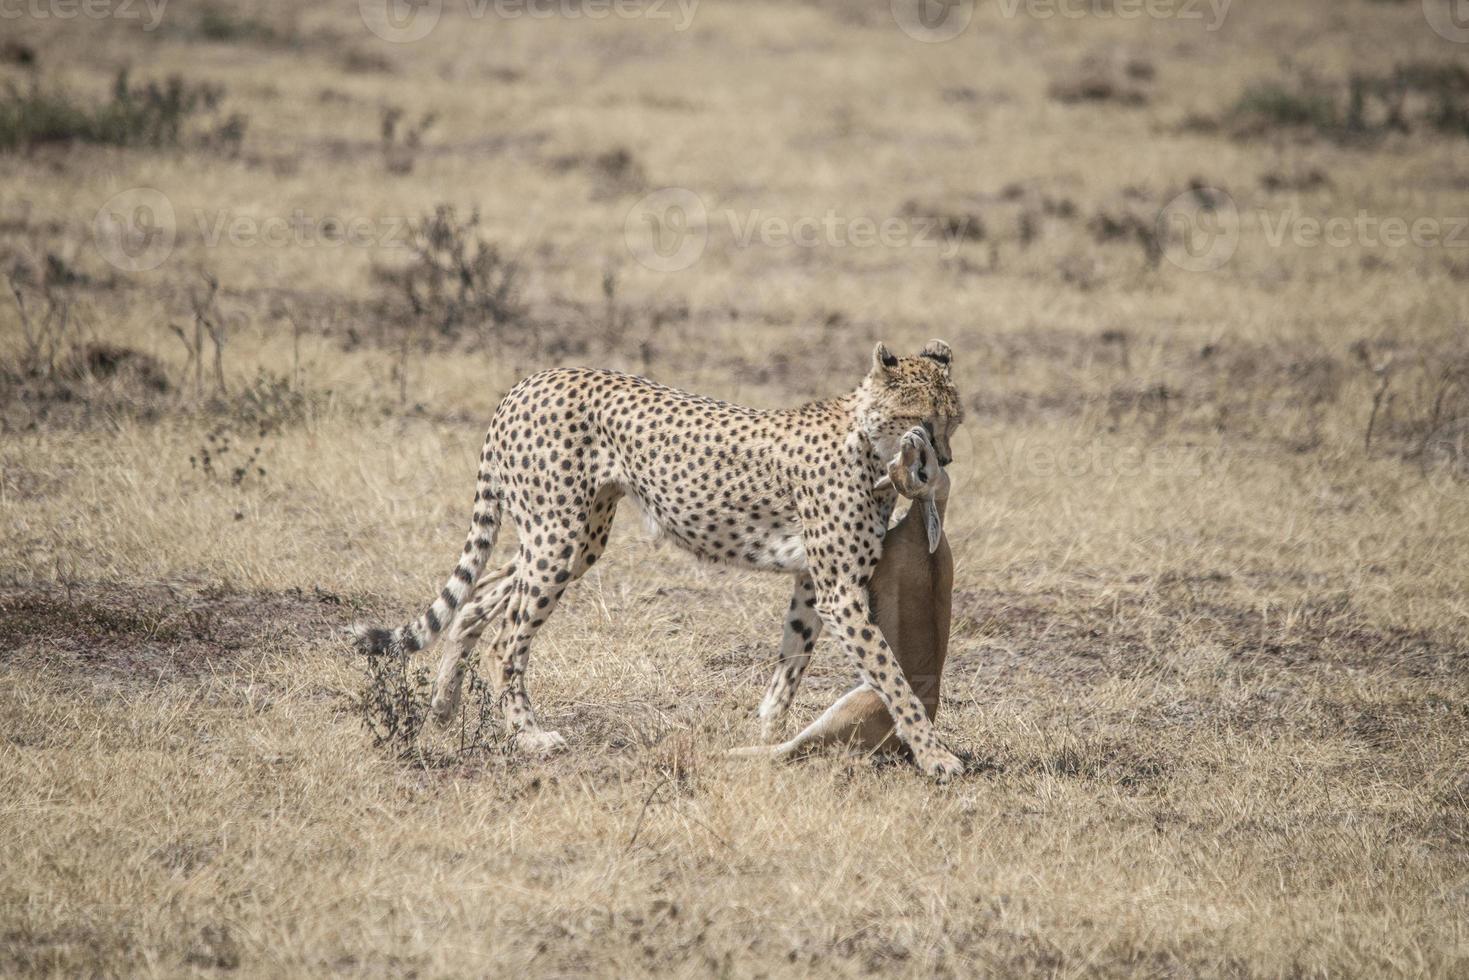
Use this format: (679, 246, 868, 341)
(430, 690, 460, 726)
(513, 730, 568, 757)
(917, 747, 963, 782)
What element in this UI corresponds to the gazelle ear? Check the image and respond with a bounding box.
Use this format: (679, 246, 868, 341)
(920, 339, 952, 374)
(922, 498, 943, 554)
(871, 341, 898, 377)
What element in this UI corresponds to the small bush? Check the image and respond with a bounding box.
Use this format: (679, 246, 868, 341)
(357, 644, 432, 756)
(1396, 60, 1469, 137)
(1233, 80, 1340, 131)
(0, 40, 36, 67)
(396, 205, 526, 336)
(357, 641, 500, 761)
(0, 69, 246, 153)
(1228, 63, 1469, 142)
(1048, 58, 1150, 107)
(195, 5, 294, 45)
(899, 199, 986, 242)
(380, 105, 435, 175)
(7, 273, 87, 379)
(341, 48, 395, 74)
(1, 272, 185, 426)
(549, 145, 648, 196)
(74, 343, 171, 393)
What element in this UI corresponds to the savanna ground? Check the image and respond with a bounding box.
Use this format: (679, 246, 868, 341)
(3, 0, 1469, 975)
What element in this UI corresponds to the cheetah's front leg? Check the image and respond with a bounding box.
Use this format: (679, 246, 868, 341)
(799, 483, 961, 780)
(814, 579, 962, 779)
(756, 572, 823, 741)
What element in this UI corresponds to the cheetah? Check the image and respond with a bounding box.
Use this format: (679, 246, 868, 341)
(730, 425, 952, 761)
(351, 340, 966, 778)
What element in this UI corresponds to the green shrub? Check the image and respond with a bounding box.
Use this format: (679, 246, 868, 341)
(0, 69, 246, 152)
(1228, 63, 1469, 142)
(1232, 81, 1340, 131)
(197, 6, 286, 44)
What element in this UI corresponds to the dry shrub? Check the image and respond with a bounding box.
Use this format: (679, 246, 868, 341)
(377, 205, 526, 338)
(0, 69, 246, 154)
(1354, 341, 1469, 485)
(550, 145, 648, 197)
(195, 5, 296, 46)
(1048, 57, 1150, 106)
(1260, 166, 1332, 192)
(356, 641, 501, 763)
(1227, 62, 1469, 142)
(380, 105, 436, 175)
(899, 199, 987, 242)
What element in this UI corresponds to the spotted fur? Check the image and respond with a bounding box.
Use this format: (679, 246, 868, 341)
(352, 340, 967, 777)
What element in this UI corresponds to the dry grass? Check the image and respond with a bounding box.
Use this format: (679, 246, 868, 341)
(2, 0, 1469, 976)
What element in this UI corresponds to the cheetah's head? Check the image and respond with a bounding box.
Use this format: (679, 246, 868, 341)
(858, 340, 964, 466)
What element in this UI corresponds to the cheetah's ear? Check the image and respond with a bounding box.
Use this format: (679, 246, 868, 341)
(871, 342, 899, 377)
(920, 339, 952, 375)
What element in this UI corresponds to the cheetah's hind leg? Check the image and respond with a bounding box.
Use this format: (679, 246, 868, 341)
(494, 491, 622, 756)
(430, 560, 516, 725)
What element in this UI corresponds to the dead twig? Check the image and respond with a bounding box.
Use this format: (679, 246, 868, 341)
(189, 273, 227, 396)
(624, 775, 671, 854)
(1363, 355, 1394, 453)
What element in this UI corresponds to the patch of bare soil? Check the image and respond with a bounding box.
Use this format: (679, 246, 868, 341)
(944, 581, 1469, 771)
(950, 581, 1462, 685)
(0, 582, 358, 682)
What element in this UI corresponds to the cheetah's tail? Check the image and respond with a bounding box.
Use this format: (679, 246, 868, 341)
(350, 469, 502, 659)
